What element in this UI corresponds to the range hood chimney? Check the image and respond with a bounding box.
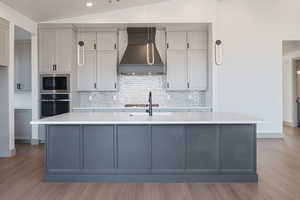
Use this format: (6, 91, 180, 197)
(119, 27, 164, 75)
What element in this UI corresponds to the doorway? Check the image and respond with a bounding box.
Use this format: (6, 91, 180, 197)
(282, 41, 300, 127)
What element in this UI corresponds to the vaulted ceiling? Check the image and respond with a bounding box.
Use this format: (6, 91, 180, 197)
(0, 0, 165, 22)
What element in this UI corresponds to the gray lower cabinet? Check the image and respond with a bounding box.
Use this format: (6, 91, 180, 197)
(83, 126, 114, 171)
(44, 124, 257, 182)
(47, 126, 81, 171)
(15, 109, 32, 142)
(152, 125, 185, 171)
(117, 125, 150, 172)
(187, 125, 218, 171)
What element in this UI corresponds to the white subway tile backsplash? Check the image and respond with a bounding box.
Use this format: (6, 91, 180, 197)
(79, 75, 206, 107)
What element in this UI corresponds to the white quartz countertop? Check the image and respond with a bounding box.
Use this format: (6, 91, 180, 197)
(31, 112, 262, 125)
(72, 106, 212, 110)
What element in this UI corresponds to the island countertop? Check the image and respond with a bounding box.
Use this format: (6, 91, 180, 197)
(31, 112, 262, 125)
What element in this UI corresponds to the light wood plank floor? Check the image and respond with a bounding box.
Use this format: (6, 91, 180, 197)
(1, 126, 300, 200)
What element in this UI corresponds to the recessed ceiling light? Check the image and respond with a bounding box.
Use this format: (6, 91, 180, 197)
(86, 2, 93, 7)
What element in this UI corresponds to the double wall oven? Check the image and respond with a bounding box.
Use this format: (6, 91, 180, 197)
(40, 74, 70, 118)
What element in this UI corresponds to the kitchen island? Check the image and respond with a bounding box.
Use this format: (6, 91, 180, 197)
(31, 112, 260, 182)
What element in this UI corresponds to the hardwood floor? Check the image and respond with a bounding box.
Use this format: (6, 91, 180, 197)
(1, 126, 300, 200)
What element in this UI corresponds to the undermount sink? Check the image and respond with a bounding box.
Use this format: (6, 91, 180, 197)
(129, 112, 172, 117)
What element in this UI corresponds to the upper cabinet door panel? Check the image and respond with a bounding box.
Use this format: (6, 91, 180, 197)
(56, 29, 73, 73)
(77, 32, 97, 51)
(39, 29, 56, 72)
(0, 24, 9, 67)
(97, 51, 117, 91)
(97, 32, 117, 51)
(77, 51, 97, 91)
(187, 32, 208, 50)
(167, 32, 187, 50)
(188, 50, 207, 90)
(167, 50, 187, 90)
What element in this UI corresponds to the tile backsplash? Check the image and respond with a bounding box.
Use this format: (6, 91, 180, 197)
(79, 75, 206, 107)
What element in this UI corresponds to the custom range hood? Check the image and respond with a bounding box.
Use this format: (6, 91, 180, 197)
(119, 27, 164, 75)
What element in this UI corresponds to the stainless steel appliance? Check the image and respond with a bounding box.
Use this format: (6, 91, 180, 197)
(40, 74, 70, 118)
(40, 94, 70, 118)
(40, 74, 70, 94)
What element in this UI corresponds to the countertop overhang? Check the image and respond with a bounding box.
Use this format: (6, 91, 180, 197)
(31, 112, 262, 125)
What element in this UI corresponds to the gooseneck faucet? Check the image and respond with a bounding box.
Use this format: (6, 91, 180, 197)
(146, 91, 153, 116)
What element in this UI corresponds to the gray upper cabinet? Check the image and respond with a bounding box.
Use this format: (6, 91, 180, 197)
(39, 27, 74, 73)
(0, 20, 9, 67)
(166, 31, 208, 91)
(77, 31, 118, 91)
(15, 40, 31, 91)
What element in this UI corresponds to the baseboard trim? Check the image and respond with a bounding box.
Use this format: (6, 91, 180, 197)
(283, 121, 296, 127)
(31, 139, 40, 145)
(0, 148, 16, 158)
(257, 133, 283, 139)
(15, 139, 32, 144)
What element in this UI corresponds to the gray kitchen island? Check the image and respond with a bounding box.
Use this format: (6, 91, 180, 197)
(31, 112, 260, 182)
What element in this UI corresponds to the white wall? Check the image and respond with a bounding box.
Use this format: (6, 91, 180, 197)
(0, 2, 38, 156)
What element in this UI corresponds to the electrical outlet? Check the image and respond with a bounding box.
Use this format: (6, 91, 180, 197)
(113, 95, 117, 101)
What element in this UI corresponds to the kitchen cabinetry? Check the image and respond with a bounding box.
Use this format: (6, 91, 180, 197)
(166, 31, 208, 91)
(39, 27, 74, 73)
(77, 51, 97, 90)
(15, 109, 32, 141)
(0, 20, 9, 67)
(15, 40, 31, 91)
(77, 31, 117, 91)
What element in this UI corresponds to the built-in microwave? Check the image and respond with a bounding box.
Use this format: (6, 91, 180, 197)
(40, 74, 70, 93)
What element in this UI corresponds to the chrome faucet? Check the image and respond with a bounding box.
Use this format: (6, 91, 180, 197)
(146, 91, 153, 116)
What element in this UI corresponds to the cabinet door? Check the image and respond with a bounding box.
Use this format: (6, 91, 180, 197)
(187, 125, 218, 170)
(56, 29, 73, 73)
(152, 125, 186, 171)
(220, 125, 256, 172)
(39, 29, 56, 73)
(166, 32, 187, 50)
(117, 126, 150, 172)
(77, 32, 97, 51)
(187, 32, 208, 50)
(97, 51, 117, 91)
(14, 109, 32, 140)
(77, 51, 97, 91)
(84, 126, 114, 170)
(166, 50, 187, 90)
(188, 50, 207, 90)
(47, 126, 81, 171)
(15, 41, 31, 91)
(97, 32, 117, 51)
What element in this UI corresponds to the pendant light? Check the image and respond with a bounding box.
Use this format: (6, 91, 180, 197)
(146, 27, 155, 65)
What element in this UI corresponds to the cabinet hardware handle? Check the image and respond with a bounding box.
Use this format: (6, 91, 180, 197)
(114, 83, 117, 89)
(166, 43, 169, 49)
(167, 82, 170, 88)
(187, 82, 190, 88)
(187, 43, 190, 49)
(94, 83, 97, 89)
(53, 64, 57, 71)
(114, 44, 117, 49)
(94, 44, 97, 50)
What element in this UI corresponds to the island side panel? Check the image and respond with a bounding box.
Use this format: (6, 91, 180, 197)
(220, 124, 256, 174)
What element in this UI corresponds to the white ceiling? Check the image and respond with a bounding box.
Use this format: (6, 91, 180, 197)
(0, 0, 165, 22)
